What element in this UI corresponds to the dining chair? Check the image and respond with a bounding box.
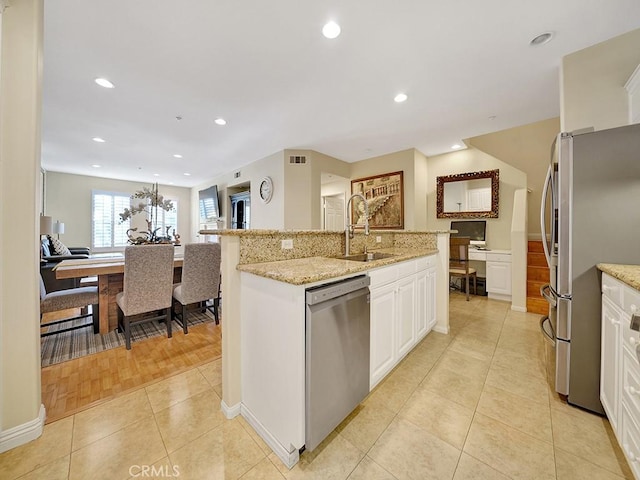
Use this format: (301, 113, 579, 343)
(116, 244, 175, 349)
(39, 274, 99, 337)
(172, 242, 222, 334)
(450, 236, 477, 301)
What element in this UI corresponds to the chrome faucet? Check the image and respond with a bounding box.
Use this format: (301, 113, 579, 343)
(345, 193, 370, 256)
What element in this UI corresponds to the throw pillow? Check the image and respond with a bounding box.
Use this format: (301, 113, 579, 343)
(51, 237, 71, 256)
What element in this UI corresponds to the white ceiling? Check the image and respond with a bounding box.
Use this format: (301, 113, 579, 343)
(41, 1, 640, 188)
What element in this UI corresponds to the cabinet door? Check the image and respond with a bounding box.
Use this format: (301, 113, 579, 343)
(426, 267, 437, 332)
(370, 283, 396, 389)
(396, 276, 416, 360)
(415, 270, 428, 340)
(602, 296, 622, 431)
(486, 261, 511, 294)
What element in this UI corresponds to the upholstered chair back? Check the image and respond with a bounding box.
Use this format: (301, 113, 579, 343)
(120, 244, 175, 316)
(178, 243, 221, 305)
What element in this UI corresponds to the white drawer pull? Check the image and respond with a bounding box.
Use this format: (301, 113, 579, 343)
(632, 305, 638, 314)
(609, 316, 619, 325)
(629, 386, 640, 396)
(631, 337, 638, 346)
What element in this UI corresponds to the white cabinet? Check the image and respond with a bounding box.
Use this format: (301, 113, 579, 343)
(601, 272, 640, 478)
(601, 295, 622, 430)
(396, 262, 417, 359)
(369, 255, 436, 389)
(486, 252, 511, 300)
(370, 282, 397, 387)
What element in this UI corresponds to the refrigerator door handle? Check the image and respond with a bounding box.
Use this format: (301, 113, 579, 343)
(540, 316, 556, 346)
(540, 284, 557, 307)
(540, 164, 553, 268)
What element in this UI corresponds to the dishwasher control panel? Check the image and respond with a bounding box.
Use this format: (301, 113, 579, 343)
(305, 275, 370, 306)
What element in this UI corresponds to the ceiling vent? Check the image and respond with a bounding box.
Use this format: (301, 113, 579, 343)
(234, 171, 241, 178)
(289, 155, 307, 165)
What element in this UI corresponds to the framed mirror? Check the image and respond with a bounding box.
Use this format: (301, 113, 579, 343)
(436, 169, 499, 218)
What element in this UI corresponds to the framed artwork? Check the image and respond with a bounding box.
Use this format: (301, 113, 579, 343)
(350, 171, 404, 229)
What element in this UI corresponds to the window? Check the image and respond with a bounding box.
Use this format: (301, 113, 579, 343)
(152, 200, 178, 237)
(92, 191, 131, 250)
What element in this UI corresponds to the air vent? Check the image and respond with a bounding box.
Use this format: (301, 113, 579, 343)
(234, 171, 241, 178)
(289, 155, 307, 165)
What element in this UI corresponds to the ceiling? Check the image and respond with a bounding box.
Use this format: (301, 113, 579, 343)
(41, 1, 640, 188)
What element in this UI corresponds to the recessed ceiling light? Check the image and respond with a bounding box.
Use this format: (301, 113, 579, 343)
(94, 78, 114, 88)
(173, 154, 183, 158)
(92, 137, 105, 143)
(530, 32, 554, 46)
(183, 172, 191, 176)
(91, 164, 101, 168)
(322, 21, 341, 39)
(214, 118, 227, 126)
(451, 144, 462, 150)
(394, 93, 408, 103)
(153, 173, 160, 177)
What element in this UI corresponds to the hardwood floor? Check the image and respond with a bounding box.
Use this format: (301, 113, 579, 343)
(41, 319, 222, 424)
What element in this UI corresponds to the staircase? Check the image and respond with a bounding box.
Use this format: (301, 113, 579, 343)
(527, 240, 550, 315)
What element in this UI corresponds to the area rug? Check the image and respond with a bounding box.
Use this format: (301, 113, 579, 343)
(40, 309, 216, 367)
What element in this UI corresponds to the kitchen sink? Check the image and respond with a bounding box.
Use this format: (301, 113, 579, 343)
(334, 252, 397, 262)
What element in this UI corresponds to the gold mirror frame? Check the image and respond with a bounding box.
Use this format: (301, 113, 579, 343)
(436, 169, 499, 218)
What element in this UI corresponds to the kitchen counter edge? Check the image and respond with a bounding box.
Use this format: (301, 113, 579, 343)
(598, 263, 640, 292)
(237, 248, 438, 285)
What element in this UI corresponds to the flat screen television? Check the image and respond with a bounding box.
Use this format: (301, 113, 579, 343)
(450, 220, 486, 246)
(199, 185, 220, 224)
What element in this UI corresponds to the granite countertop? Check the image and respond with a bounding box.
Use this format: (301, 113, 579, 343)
(598, 263, 640, 291)
(200, 228, 451, 236)
(237, 247, 438, 285)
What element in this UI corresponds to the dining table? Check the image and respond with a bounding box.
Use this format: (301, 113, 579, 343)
(54, 254, 184, 334)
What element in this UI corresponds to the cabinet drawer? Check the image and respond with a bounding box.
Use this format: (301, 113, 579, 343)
(369, 264, 399, 289)
(620, 404, 640, 478)
(622, 313, 640, 357)
(415, 255, 435, 271)
(486, 252, 511, 263)
(624, 284, 640, 317)
(623, 347, 640, 423)
(468, 251, 486, 261)
(397, 260, 416, 277)
(602, 274, 624, 308)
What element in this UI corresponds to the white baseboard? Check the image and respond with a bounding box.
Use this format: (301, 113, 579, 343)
(511, 305, 527, 312)
(488, 293, 512, 303)
(241, 404, 299, 469)
(0, 404, 46, 454)
(220, 399, 241, 419)
(433, 325, 449, 335)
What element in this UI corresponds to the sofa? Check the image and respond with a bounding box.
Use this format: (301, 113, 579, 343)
(40, 237, 91, 292)
(41, 237, 90, 262)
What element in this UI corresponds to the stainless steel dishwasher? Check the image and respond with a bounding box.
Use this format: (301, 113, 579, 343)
(305, 274, 370, 452)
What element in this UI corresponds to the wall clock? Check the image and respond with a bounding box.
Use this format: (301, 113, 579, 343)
(259, 176, 273, 203)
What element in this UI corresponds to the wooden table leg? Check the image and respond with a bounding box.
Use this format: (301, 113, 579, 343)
(98, 275, 109, 334)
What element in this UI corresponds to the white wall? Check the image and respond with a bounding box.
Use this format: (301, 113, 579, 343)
(561, 28, 640, 132)
(426, 148, 527, 251)
(0, 0, 44, 449)
(45, 172, 192, 251)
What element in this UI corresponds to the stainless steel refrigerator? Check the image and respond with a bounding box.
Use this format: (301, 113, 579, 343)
(540, 123, 640, 415)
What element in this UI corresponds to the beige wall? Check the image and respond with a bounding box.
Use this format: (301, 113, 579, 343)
(561, 28, 640, 132)
(191, 150, 285, 235)
(0, 0, 43, 441)
(426, 148, 527, 251)
(350, 149, 422, 230)
(466, 117, 560, 238)
(45, 172, 192, 251)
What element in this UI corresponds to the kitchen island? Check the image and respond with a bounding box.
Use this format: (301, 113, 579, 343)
(206, 228, 450, 468)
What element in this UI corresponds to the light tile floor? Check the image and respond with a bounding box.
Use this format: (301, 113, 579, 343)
(0, 294, 633, 479)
